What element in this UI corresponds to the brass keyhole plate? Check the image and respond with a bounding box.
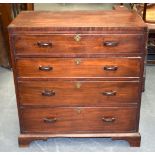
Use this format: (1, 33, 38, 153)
(75, 108, 81, 114)
(75, 58, 81, 65)
(74, 34, 81, 42)
(75, 82, 81, 89)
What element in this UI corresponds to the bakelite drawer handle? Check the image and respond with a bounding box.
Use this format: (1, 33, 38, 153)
(103, 41, 119, 47)
(39, 66, 53, 71)
(42, 90, 55, 96)
(102, 91, 116, 96)
(103, 66, 118, 71)
(36, 42, 52, 48)
(102, 117, 116, 123)
(43, 117, 57, 123)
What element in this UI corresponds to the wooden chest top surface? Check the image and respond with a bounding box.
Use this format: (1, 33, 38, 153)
(8, 11, 146, 32)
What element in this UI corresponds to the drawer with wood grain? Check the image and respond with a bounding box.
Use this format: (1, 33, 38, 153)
(18, 81, 140, 106)
(16, 57, 141, 78)
(14, 34, 143, 56)
(20, 107, 137, 133)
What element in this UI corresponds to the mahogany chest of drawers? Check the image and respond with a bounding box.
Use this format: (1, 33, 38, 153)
(8, 11, 147, 147)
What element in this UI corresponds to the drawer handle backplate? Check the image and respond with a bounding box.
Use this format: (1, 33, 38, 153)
(42, 90, 55, 96)
(104, 66, 118, 71)
(43, 117, 57, 123)
(103, 41, 119, 47)
(39, 66, 53, 71)
(102, 117, 116, 123)
(102, 91, 116, 96)
(36, 42, 52, 48)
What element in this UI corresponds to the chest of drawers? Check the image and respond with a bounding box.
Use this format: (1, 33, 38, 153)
(8, 11, 147, 147)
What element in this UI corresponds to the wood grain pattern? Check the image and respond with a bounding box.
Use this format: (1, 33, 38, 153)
(20, 107, 137, 133)
(0, 4, 12, 68)
(18, 81, 140, 106)
(8, 11, 147, 32)
(8, 10, 147, 147)
(18, 132, 141, 147)
(14, 34, 143, 55)
(16, 57, 141, 78)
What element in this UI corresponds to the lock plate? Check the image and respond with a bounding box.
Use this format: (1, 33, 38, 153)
(74, 34, 81, 42)
(75, 108, 81, 114)
(75, 82, 81, 89)
(75, 58, 81, 65)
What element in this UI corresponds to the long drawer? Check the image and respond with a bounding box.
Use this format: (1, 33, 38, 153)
(18, 81, 140, 106)
(16, 57, 141, 78)
(20, 107, 137, 133)
(14, 34, 143, 55)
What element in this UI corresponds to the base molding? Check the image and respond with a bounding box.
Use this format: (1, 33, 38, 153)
(18, 132, 141, 147)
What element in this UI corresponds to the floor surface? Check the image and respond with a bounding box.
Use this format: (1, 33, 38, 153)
(0, 66, 155, 152)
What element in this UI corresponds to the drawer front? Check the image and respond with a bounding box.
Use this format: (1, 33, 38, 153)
(14, 34, 143, 55)
(20, 107, 137, 133)
(18, 81, 140, 106)
(16, 58, 141, 78)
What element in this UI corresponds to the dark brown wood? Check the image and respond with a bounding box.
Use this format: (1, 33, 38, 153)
(8, 11, 147, 147)
(13, 34, 143, 55)
(18, 135, 47, 147)
(0, 15, 10, 67)
(147, 60, 155, 64)
(0, 4, 13, 68)
(147, 30, 155, 65)
(20, 107, 137, 133)
(18, 133, 141, 147)
(112, 133, 141, 147)
(18, 81, 140, 107)
(26, 4, 34, 11)
(16, 58, 142, 78)
(8, 11, 147, 33)
(143, 4, 147, 22)
(12, 3, 34, 18)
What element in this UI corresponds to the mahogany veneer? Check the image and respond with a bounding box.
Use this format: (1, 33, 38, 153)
(14, 34, 143, 55)
(8, 11, 147, 147)
(18, 81, 140, 106)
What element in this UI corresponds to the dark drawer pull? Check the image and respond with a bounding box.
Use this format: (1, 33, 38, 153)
(39, 66, 53, 71)
(102, 117, 116, 123)
(104, 66, 118, 71)
(36, 42, 52, 48)
(102, 91, 116, 96)
(103, 41, 119, 47)
(42, 90, 55, 96)
(43, 117, 57, 123)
